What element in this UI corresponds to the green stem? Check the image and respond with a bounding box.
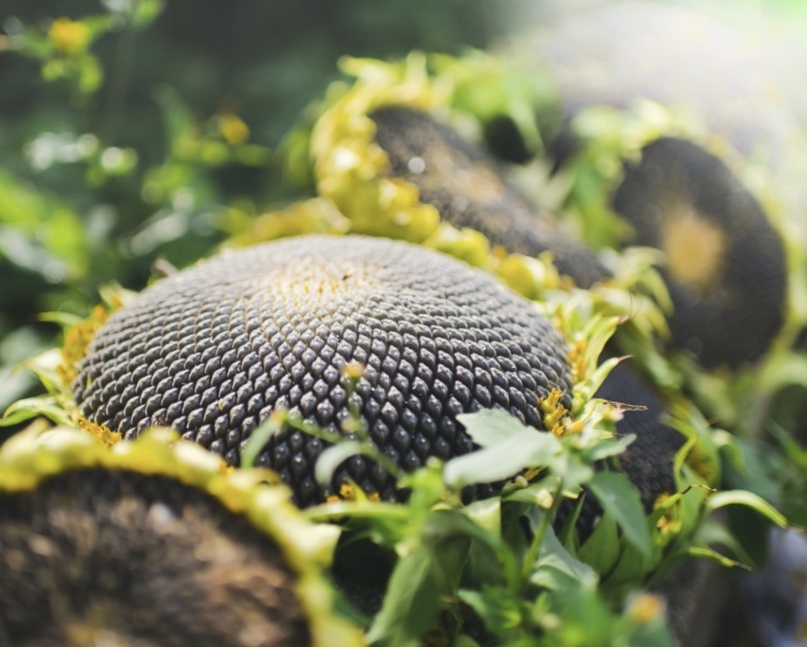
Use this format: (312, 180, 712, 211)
(286, 415, 405, 481)
(302, 501, 411, 523)
(519, 477, 565, 588)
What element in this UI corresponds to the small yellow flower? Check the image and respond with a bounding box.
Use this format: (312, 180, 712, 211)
(57, 305, 112, 387)
(627, 592, 665, 624)
(540, 388, 563, 416)
(541, 388, 568, 435)
(342, 361, 365, 381)
(48, 18, 90, 55)
(567, 338, 588, 383)
(339, 482, 356, 500)
(76, 415, 121, 448)
(217, 113, 250, 145)
(653, 492, 681, 535)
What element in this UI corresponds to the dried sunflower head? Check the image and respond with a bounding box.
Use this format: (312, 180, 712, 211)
(70, 235, 574, 506)
(0, 428, 362, 647)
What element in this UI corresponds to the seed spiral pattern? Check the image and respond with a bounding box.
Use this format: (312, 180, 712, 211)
(73, 235, 573, 506)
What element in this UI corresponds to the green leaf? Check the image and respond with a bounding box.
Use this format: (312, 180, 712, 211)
(365, 548, 440, 647)
(0, 368, 36, 416)
(77, 54, 103, 94)
(458, 587, 522, 636)
(456, 408, 534, 448)
(557, 494, 586, 549)
(464, 537, 511, 593)
(577, 323, 621, 397)
(444, 430, 561, 488)
(577, 510, 621, 575)
(584, 433, 636, 462)
(82, 15, 116, 38)
(38, 311, 85, 327)
(422, 525, 471, 595)
(545, 451, 595, 493)
(1, 395, 72, 428)
(693, 518, 756, 567)
(705, 490, 788, 529)
(530, 525, 599, 592)
(769, 422, 807, 470)
(606, 539, 651, 588)
(462, 497, 501, 536)
(431, 507, 519, 591)
(503, 476, 560, 507)
(720, 436, 781, 504)
(685, 546, 752, 570)
(588, 471, 652, 560)
(757, 353, 807, 393)
(23, 349, 67, 396)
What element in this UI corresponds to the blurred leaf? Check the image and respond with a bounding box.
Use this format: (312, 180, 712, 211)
(365, 547, 440, 647)
(456, 408, 535, 448)
(458, 587, 522, 636)
(530, 525, 599, 592)
(607, 540, 650, 589)
(769, 421, 807, 469)
(0, 325, 54, 410)
(693, 517, 756, 567)
(0, 367, 37, 416)
(444, 425, 562, 488)
(584, 433, 636, 462)
(705, 489, 788, 529)
(1, 395, 72, 428)
(684, 546, 751, 570)
(588, 471, 652, 560)
(721, 436, 782, 504)
(578, 511, 621, 575)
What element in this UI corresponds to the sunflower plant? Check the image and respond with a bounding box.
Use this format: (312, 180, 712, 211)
(0, 43, 798, 647)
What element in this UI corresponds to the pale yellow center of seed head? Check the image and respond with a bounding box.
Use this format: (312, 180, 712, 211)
(661, 204, 726, 294)
(263, 261, 380, 310)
